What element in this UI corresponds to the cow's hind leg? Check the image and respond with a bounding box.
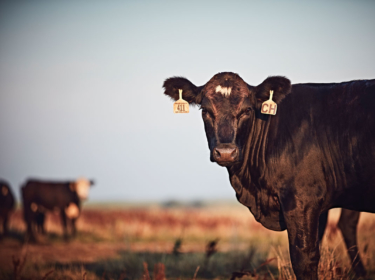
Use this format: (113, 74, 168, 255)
(71, 218, 77, 237)
(39, 213, 46, 235)
(337, 209, 366, 277)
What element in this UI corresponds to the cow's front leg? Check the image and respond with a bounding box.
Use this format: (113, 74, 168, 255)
(60, 210, 68, 240)
(24, 210, 36, 242)
(71, 218, 77, 236)
(2, 215, 9, 236)
(282, 201, 321, 280)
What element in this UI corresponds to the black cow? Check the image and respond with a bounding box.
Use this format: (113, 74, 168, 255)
(22, 178, 94, 241)
(0, 180, 15, 237)
(163, 72, 375, 279)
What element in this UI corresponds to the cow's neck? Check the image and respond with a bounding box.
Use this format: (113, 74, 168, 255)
(235, 112, 272, 184)
(227, 113, 285, 231)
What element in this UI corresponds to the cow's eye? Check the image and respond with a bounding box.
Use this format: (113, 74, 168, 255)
(201, 107, 214, 119)
(238, 107, 252, 118)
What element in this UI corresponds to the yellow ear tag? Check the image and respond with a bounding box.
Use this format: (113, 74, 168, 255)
(173, 89, 189, 114)
(261, 90, 277, 115)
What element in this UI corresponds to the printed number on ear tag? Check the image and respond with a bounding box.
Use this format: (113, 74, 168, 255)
(173, 89, 189, 114)
(261, 90, 277, 115)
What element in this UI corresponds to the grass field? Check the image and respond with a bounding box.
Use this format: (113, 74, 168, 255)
(1, 202, 375, 279)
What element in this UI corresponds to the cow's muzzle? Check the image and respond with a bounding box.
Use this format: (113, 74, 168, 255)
(213, 144, 239, 166)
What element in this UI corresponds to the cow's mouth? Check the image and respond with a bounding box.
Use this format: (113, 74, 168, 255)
(212, 144, 239, 166)
(216, 161, 239, 167)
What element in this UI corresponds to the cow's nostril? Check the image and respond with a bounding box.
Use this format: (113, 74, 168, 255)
(214, 148, 221, 159)
(213, 145, 239, 164)
(231, 148, 238, 159)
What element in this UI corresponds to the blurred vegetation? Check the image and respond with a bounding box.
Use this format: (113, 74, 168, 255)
(1, 203, 375, 279)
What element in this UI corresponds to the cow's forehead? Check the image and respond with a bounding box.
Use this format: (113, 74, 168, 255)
(203, 72, 250, 105)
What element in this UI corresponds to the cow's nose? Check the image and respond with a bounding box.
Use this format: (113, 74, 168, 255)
(213, 145, 239, 164)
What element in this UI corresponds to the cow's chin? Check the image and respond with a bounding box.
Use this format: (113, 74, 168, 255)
(216, 161, 236, 167)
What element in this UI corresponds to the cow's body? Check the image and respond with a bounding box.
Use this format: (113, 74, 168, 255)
(163, 72, 375, 279)
(229, 80, 375, 230)
(22, 178, 93, 240)
(0, 180, 15, 236)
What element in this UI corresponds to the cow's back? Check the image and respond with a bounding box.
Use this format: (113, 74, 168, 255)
(22, 180, 78, 210)
(281, 79, 375, 139)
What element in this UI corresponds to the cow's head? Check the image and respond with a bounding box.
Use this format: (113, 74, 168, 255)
(163, 72, 291, 167)
(70, 178, 94, 200)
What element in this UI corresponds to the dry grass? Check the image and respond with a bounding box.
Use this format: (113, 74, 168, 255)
(1, 204, 375, 279)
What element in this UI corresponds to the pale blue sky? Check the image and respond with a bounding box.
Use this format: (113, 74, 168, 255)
(1, 1, 374, 201)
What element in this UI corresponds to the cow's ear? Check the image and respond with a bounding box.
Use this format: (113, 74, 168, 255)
(255, 76, 291, 104)
(163, 77, 204, 105)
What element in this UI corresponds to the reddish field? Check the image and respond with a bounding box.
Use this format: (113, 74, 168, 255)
(1, 203, 375, 279)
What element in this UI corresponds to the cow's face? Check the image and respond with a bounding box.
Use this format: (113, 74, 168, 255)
(163, 72, 291, 166)
(199, 73, 255, 166)
(70, 178, 94, 200)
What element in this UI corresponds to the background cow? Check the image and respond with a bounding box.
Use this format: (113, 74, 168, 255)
(22, 178, 94, 241)
(0, 179, 15, 237)
(163, 72, 375, 279)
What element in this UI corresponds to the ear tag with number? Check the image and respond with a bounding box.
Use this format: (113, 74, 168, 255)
(261, 90, 277, 115)
(173, 89, 189, 114)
